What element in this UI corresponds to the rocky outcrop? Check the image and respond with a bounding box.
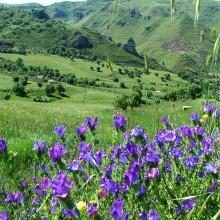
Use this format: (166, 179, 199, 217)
(72, 33, 93, 49)
(123, 37, 138, 56)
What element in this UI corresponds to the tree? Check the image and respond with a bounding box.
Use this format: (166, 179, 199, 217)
(56, 84, 65, 94)
(45, 84, 55, 96)
(20, 76, 28, 86)
(15, 58, 24, 68)
(114, 94, 130, 110)
(120, 82, 126, 89)
(12, 83, 26, 97)
(129, 86, 143, 108)
(13, 76, 19, 83)
(37, 82, 43, 88)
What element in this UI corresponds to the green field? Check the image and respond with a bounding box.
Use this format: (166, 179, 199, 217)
(0, 53, 188, 95)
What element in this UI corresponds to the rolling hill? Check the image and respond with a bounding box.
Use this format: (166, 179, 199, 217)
(0, 5, 148, 68)
(40, 0, 219, 72)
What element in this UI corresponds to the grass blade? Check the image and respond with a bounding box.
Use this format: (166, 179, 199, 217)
(170, 0, 176, 22)
(212, 209, 220, 220)
(194, 0, 201, 26)
(211, 33, 220, 67)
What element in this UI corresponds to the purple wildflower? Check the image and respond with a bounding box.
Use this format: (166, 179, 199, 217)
(124, 167, 139, 186)
(214, 109, 220, 118)
(170, 147, 183, 159)
(147, 209, 160, 220)
(87, 203, 98, 217)
(33, 140, 47, 153)
(20, 180, 29, 188)
(53, 125, 66, 138)
(161, 116, 170, 126)
(202, 137, 213, 155)
(181, 199, 196, 213)
(86, 117, 98, 132)
(0, 138, 7, 154)
(5, 191, 23, 204)
(51, 172, 73, 198)
(35, 184, 46, 197)
(41, 178, 52, 189)
(204, 162, 219, 174)
(190, 112, 200, 122)
(207, 181, 218, 193)
(75, 124, 87, 138)
(180, 125, 194, 138)
(114, 115, 128, 131)
(194, 126, 204, 136)
(110, 199, 124, 220)
(123, 131, 131, 140)
(63, 208, 80, 219)
(131, 126, 145, 137)
(68, 159, 83, 172)
(164, 130, 176, 142)
(136, 184, 147, 197)
(184, 156, 199, 169)
(146, 151, 160, 164)
(49, 142, 67, 163)
(95, 151, 105, 166)
(0, 210, 8, 220)
(144, 168, 160, 180)
(204, 103, 215, 114)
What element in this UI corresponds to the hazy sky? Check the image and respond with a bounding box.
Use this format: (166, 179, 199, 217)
(0, 0, 85, 6)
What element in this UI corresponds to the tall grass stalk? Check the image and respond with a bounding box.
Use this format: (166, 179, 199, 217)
(170, 0, 175, 22)
(194, 0, 201, 26)
(144, 54, 149, 73)
(211, 34, 220, 67)
(107, 57, 114, 73)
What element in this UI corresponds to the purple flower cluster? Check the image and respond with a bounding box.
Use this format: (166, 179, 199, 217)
(54, 125, 66, 138)
(33, 140, 47, 153)
(0, 138, 7, 154)
(51, 172, 73, 198)
(1, 102, 220, 219)
(114, 114, 128, 131)
(49, 142, 67, 162)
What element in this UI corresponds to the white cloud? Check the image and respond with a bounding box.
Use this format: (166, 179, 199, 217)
(0, 0, 85, 6)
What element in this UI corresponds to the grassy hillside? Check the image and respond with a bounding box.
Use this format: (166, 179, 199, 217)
(0, 52, 187, 96)
(0, 5, 147, 67)
(44, 0, 218, 72)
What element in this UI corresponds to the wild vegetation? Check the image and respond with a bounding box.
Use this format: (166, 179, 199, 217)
(0, 0, 220, 219)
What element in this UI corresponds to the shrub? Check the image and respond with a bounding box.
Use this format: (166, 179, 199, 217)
(56, 84, 65, 94)
(147, 91, 153, 98)
(33, 96, 48, 103)
(37, 82, 43, 88)
(12, 76, 19, 83)
(120, 82, 126, 89)
(45, 84, 55, 96)
(113, 77, 119, 82)
(12, 83, 26, 97)
(114, 94, 130, 110)
(3, 93, 11, 100)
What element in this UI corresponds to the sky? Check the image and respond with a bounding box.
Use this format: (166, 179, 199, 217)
(0, 0, 85, 6)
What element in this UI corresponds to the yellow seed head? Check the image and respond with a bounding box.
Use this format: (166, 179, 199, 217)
(76, 201, 87, 212)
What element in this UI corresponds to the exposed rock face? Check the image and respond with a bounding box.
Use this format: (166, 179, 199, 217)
(72, 33, 93, 49)
(123, 37, 138, 55)
(129, 8, 142, 17)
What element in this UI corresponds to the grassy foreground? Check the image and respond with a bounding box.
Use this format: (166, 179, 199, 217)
(0, 93, 203, 152)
